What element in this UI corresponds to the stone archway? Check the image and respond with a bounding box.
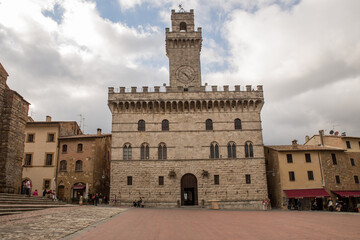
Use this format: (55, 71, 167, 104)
(181, 174, 198, 206)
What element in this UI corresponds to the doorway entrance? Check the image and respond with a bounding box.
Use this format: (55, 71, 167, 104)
(181, 174, 198, 206)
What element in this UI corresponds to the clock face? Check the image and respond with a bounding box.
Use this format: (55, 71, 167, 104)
(176, 65, 195, 83)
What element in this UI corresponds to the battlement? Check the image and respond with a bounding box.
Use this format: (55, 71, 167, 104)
(108, 85, 263, 94)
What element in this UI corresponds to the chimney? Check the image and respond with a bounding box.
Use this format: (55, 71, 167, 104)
(46, 116, 52, 122)
(97, 128, 102, 135)
(292, 139, 298, 148)
(319, 130, 325, 146)
(305, 135, 310, 143)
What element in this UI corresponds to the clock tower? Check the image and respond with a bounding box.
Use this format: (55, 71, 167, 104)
(166, 9, 202, 89)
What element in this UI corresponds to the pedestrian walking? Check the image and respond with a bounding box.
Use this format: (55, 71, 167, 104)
(26, 180, 31, 197)
(266, 198, 271, 210)
(262, 199, 266, 210)
(297, 200, 301, 211)
(328, 199, 334, 211)
(94, 193, 99, 206)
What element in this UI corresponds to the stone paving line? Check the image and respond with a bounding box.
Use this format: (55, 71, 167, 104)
(0, 205, 127, 240)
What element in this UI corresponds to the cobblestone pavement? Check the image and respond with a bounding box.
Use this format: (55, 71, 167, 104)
(71, 208, 360, 240)
(0, 205, 126, 240)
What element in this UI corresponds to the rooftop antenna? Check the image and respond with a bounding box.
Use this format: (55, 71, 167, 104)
(178, 4, 185, 12)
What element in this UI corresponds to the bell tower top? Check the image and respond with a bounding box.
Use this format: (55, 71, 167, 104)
(166, 9, 202, 90)
(171, 9, 195, 32)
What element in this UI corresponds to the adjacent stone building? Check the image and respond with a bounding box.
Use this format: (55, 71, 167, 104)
(57, 129, 111, 202)
(304, 131, 360, 210)
(0, 62, 29, 193)
(265, 140, 346, 210)
(108, 9, 267, 209)
(22, 116, 82, 195)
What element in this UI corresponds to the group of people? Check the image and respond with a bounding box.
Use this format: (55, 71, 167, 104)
(133, 197, 144, 208)
(91, 193, 107, 206)
(262, 198, 271, 210)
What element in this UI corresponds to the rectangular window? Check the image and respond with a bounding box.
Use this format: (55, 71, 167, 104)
(62, 144, 67, 153)
(332, 153, 337, 165)
(127, 176, 132, 185)
(354, 176, 359, 184)
(77, 144, 83, 152)
(27, 134, 34, 143)
(47, 133, 55, 142)
(307, 171, 314, 180)
(305, 153, 311, 163)
(44, 179, 50, 189)
(346, 141, 351, 149)
(24, 154, 32, 166)
(45, 153, 53, 166)
(214, 175, 219, 185)
(245, 174, 251, 184)
(289, 171, 295, 181)
(335, 175, 341, 184)
(286, 154, 293, 163)
(159, 176, 164, 185)
(350, 158, 355, 166)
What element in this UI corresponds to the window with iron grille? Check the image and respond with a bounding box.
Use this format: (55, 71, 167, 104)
(162, 119, 169, 131)
(123, 143, 132, 160)
(45, 154, 53, 166)
(354, 176, 359, 184)
(210, 142, 219, 159)
(127, 176, 132, 185)
(159, 176, 164, 185)
(47, 133, 55, 142)
(27, 134, 34, 142)
(332, 153, 337, 165)
(289, 171, 295, 181)
(158, 143, 167, 160)
(75, 160, 83, 172)
(138, 120, 145, 131)
(335, 175, 341, 184)
(24, 154, 32, 166)
(234, 118, 242, 130)
(62, 144, 67, 153)
(245, 142, 254, 158)
(307, 171, 314, 180)
(287, 154, 293, 163)
(205, 119, 213, 130)
(60, 160, 67, 171)
(140, 143, 149, 160)
(246, 174, 251, 184)
(227, 142, 236, 158)
(214, 175, 219, 185)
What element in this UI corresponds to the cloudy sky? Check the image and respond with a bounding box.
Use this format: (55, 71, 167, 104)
(0, 0, 359, 144)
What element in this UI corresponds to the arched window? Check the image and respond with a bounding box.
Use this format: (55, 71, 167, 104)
(206, 119, 213, 130)
(227, 142, 236, 158)
(138, 120, 145, 131)
(123, 143, 132, 160)
(245, 142, 254, 158)
(158, 143, 167, 160)
(141, 143, 149, 160)
(210, 142, 219, 159)
(162, 119, 169, 131)
(77, 143, 83, 152)
(180, 22, 187, 32)
(75, 160, 83, 171)
(234, 118, 242, 130)
(60, 160, 67, 171)
(62, 144, 67, 153)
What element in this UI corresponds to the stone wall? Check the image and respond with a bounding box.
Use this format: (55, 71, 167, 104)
(0, 63, 29, 193)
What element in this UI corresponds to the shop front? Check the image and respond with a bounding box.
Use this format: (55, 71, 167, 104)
(284, 188, 331, 211)
(332, 190, 360, 212)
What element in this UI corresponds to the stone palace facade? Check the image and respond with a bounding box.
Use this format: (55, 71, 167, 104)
(108, 9, 267, 209)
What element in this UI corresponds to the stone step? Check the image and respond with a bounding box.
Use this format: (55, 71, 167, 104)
(0, 204, 70, 209)
(0, 200, 65, 205)
(0, 211, 23, 216)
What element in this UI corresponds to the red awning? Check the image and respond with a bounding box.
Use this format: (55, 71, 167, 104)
(72, 185, 86, 190)
(284, 189, 330, 199)
(332, 191, 360, 197)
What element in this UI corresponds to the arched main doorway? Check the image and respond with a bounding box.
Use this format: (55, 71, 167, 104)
(181, 174, 198, 206)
